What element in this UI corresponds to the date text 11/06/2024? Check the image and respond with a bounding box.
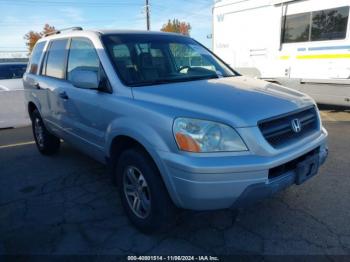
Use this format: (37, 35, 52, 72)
(127, 256, 220, 261)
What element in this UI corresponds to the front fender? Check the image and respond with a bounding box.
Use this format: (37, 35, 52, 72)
(105, 117, 171, 156)
(104, 117, 183, 207)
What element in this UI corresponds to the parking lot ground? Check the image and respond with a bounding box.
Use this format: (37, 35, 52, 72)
(0, 110, 350, 256)
(319, 106, 350, 122)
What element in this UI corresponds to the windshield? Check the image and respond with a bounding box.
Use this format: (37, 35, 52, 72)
(102, 33, 236, 86)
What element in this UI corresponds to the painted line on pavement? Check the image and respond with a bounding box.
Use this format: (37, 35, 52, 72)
(0, 141, 35, 149)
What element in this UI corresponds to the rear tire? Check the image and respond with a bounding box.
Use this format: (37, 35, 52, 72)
(116, 147, 177, 233)
(31, 109, 60, 155)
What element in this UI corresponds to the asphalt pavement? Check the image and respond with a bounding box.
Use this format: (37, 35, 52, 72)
(0, 110, 349, 256)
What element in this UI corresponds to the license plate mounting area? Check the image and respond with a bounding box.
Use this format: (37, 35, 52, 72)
(296, 154, 319, 185)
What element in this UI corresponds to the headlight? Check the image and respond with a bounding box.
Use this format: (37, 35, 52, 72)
(173, 118, 248, 153)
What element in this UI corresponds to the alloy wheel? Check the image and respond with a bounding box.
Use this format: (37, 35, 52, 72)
(34, 118, 44, 148)
(123, 166, 151, 219)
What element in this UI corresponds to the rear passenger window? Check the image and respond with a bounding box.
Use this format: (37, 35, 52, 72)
(28, 41, 45, 74)
(113, 44, 132, 66)
(169, 43, 216, 71)
(44, 39, 68, 79)
(67, 38, 99, 82)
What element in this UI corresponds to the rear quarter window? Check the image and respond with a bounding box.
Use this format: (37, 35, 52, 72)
(28, 41, 46, 74)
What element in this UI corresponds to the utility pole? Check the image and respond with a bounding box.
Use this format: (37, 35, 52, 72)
(146, 0, 150, 30)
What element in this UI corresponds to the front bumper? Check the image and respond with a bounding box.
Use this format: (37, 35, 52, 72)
(159, 128, 328, 210)
(232, 145, 328, 209)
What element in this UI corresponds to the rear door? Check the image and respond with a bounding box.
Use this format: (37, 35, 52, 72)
(40, 38, 71, 137)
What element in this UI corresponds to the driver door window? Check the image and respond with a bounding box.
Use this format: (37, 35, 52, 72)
(67, 38, 100, 82)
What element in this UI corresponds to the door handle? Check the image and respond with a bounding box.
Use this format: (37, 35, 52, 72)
(34, 82, 41, 90)
(59, 91, 69, 100)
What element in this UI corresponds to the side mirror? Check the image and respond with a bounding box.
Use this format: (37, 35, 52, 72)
(70, 67, 99, 89)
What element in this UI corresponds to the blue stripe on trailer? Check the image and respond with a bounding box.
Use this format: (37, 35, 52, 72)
(308, 46, 350, 51)
(297, 48, 307, 51)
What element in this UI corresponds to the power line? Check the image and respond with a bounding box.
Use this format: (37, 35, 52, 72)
(181, 1, 213, 20)
(0, 18, 142, 26)
(0, 0, 143, 7)
(0, 46, 26, 48)
(0, 51, 27, 53)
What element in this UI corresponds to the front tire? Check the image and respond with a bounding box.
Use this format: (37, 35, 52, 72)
(116, 148, 177, 233)
(31, 109, 60, 155)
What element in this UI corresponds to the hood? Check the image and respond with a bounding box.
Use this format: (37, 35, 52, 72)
(132, 76, 315, 127)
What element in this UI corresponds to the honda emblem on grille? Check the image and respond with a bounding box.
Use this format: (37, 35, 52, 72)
(291, 118, 302, 133)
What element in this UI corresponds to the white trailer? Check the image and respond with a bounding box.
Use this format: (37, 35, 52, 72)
(213, 0, 350, 106)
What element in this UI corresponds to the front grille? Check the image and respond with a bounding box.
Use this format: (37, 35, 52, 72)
(259, 106, 319, 148)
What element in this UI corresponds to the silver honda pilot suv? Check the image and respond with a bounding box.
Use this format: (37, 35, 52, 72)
(23, 28, 328, 233)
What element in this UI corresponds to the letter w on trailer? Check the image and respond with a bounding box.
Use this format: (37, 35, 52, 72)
(213, 0, 350, 107)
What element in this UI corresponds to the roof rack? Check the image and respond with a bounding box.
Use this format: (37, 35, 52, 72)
(44, 27, 83, 37)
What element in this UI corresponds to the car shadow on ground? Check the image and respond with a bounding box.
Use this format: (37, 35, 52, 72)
(318, 104, 350, 113)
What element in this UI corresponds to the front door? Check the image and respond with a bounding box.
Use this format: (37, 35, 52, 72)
(59, 37, 112, 158)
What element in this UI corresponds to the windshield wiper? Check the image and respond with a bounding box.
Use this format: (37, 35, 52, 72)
(129, 74, 219, 87)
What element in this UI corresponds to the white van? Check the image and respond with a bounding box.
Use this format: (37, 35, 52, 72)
(213, 0, 350, 106)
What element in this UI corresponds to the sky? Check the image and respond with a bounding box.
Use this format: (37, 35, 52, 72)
(0, 0, 214, 56)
